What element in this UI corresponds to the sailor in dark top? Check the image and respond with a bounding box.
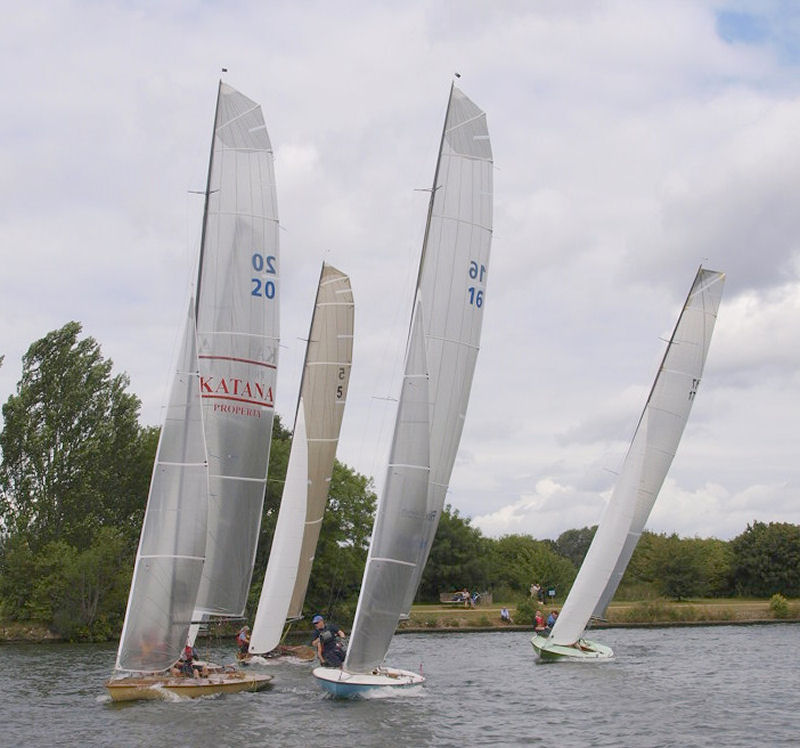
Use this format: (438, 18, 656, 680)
(310, 614, 346, 667)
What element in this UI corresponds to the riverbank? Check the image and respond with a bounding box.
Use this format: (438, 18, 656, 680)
(2, 598, 798, 643)
(395, 597, 800, 632)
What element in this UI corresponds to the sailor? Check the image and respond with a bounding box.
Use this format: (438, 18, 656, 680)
(171, 643, 207, 678)
(236, 625, 250, 659)
(311, 614, 346, 667)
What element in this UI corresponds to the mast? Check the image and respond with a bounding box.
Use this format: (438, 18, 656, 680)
(194, 80, 223, 319)
(408, 82, 454, 336)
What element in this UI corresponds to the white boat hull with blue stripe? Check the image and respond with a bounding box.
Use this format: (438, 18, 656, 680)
(312, 666, 424, 698)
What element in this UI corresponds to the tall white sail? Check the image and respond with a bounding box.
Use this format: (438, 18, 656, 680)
(550, 267, 725, 646)
(342, 85, 492, 673)
(400, 84, 493, 613)
(249, 264, 354, 654)
(116, 304, 208, 673)
(345, 302, 430, 673)
(192, 82, 280, 619)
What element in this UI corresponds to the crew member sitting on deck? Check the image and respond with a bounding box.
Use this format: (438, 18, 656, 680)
(311, 614, 346, 667)
(170, 643, 208, 678)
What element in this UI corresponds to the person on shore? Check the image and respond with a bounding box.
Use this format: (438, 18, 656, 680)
(311, 614, 346, 667)
(530, 583, 541, 600)
(534, 610, 546, 632)
(500, 607, 512, 623)
(236, 625, 250, 660)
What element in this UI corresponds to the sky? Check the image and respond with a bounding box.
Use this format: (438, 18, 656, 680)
(2, 0, 799, 542)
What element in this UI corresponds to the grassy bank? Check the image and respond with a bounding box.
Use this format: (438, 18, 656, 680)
(3, 598, 799, 642)
(397, 597, 800, 632)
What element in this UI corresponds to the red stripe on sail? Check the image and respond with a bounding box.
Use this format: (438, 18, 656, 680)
(199, 354, 277, 370)
(201, 394, 274, 408)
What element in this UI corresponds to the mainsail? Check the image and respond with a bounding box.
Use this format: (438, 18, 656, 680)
(192, 83, 280, 619)
(400, 84, 493, 614)
(114, 81, 279, 674)
(249, 263, 354, 654)
(344, 84, 493, 673)
(550, 267, 725, 647)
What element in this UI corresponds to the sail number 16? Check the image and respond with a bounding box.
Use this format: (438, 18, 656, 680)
(467, 260, 486, 308)
(251, 253, 277, 299)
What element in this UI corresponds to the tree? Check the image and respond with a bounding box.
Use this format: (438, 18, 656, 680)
(0, 322, 151, 549)
(487, 534, 576, 600)
(730, 521, 800, 597)
(418, 505, 487, 602)
(554, 526, 597, 568)
(652, 534, 704, 600)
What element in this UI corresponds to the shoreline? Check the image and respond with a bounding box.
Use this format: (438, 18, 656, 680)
(2, 615, 798, 644)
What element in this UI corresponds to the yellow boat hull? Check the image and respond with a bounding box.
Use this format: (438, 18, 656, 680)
(105, 671, 272, 702)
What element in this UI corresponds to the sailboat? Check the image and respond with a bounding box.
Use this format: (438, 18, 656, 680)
(531, 266, 725, 661)
(105, 81, 279, 701)
(313, 83, 493, 697)
(248, 263, 354, 658)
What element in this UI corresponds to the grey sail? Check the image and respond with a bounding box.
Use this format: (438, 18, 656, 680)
(115, 304, 208, 672)
(343, 84, 492, 673)
(114, 82, 279, 675)
(400, 84, 493, 614)
(551, 268, 725, 646)
(192, 82, 280, 619)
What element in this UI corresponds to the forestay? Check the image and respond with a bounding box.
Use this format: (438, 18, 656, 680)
(551, 267, 725, 646)
(249, 264, 354, 654)
(192, 83, 280, 619)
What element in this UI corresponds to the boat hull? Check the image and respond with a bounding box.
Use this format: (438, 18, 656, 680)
(312, 666, 424, 698)
(105, 671, 273, 702)
(530, 634, 614, 661)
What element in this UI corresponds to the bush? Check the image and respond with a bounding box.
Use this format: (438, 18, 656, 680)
(515, 598, 537, 625)
(769, 593, 789, 619)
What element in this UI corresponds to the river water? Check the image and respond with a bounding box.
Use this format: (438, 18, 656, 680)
(2, 624, 798, 747)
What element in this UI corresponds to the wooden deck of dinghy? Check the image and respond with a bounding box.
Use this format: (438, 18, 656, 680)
(105, 670, 272, 702)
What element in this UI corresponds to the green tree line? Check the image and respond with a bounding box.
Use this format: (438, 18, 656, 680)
(1, 323, 798, 640)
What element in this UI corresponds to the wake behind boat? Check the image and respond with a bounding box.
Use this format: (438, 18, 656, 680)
(531, 267, 725, 662)
(313, 82, 493, 697)
(106, 80, 279, 701)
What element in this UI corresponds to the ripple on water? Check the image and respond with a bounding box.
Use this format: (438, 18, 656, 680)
(1, 626, 800, 746)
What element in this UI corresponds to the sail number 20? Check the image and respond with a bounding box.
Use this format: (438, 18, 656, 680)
(467, 261, 486, 308)
(251, 253, 277, 299)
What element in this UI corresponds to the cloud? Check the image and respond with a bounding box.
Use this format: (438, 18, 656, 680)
(1, 0, 799, 546)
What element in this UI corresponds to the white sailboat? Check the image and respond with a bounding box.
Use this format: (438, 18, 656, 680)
(531, 267, 725, 661)
(313, 83, 493, 697)
(106, 81, 279, 701)
(248, 263, 354, 657)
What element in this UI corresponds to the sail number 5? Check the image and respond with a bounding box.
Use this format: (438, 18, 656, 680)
(467, 260, 486, 308)
(251, 253, 277, 299)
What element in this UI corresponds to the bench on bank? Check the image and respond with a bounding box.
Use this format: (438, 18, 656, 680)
(439, 591, 493, 606)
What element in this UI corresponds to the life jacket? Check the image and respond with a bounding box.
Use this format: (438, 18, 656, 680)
(319, 628, 334, 645)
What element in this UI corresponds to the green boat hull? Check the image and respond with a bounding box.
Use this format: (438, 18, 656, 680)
(530, 634, 613, 661)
